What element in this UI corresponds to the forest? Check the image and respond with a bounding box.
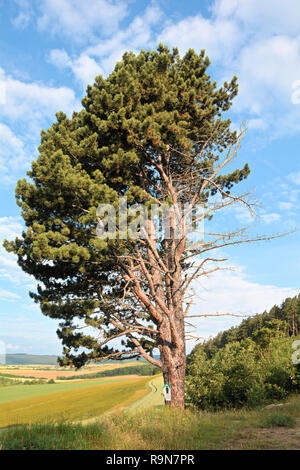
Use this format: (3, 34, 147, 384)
(186, 294, 300, 410)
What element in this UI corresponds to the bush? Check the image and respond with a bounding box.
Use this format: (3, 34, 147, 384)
(259, 413, 295, 428)
(186, 336, 300, 411)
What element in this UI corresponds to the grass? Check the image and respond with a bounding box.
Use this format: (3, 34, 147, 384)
(259, 413, 296, 428)
(2, 393, 300, 450)
(0, 376, 151, 428)
(0, 408, 239, 450)
(0, 422, 110, 450)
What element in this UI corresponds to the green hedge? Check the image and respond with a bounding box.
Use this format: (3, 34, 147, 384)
(59, 364, 159, 380)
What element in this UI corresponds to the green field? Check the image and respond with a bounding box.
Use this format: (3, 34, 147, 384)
(0, 375, 146, 404)
(0, 376, 152, 428)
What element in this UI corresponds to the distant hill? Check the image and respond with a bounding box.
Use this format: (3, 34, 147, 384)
(5, 354, 59, 365)
(4, 353, 160, 366)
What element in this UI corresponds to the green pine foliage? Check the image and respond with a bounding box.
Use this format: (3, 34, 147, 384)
(3, 45, 249, 369)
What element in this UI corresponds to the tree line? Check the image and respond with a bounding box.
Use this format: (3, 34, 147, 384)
(194, 293, 300, 359)
(59, 364, 159, 380)
(185, 294, 300, 411)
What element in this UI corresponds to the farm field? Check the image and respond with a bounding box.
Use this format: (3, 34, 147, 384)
(0, 361, 139, 380)
(0, 375, 155, 428)
(0, 375, 143, 404)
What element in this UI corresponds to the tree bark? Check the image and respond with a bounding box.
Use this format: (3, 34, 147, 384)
(161, 341, 186, 409)
(159, 301, 186, 410)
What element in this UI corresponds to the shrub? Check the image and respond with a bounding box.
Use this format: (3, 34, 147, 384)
(186, 335, 300, 411)
(259, 413, 295, 428)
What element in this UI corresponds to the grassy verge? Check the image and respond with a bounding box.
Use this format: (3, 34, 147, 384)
(1, 394, 300, 450)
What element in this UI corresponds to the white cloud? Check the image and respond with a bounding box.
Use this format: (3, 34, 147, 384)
(0, 67, 80, 182)
(229, 205, 282, 226)
(229, 37, 300, 138)
(193, 265, 297, 315)
(158, 15, 241, 63)
(5, 343, 20, 351)
(292, 79, 300, 104)
(0, 68, 79, 124)
(0, 217, 36, 287)
(0, 124, 28, 176)
(288, 170, 300, 185)
(0, 216, 23, 241)
(233, 35, 300, 109)
(37, 0, 128, 41)
(0, 252, 37, 292)
(12, 11, 31, 29)
(232, 205, 256, 224)
(212, 0, 300, 37)
(247, 118, 267, 131)
(0, 289, 20, 301)
(0, 312, 62, 354)
(71, 55, 102, 86)
(47, 49, 71, 69)
(8, 0, 300, 140)
(30, 0, 300, 140)
(187, 264, 299, 349)
(48, 50, 103, 88)
(11, 0, 33, 29)
(154, 1, 300, 139)
(278, 201, 295, 211)
(260, 212, 281, 224)
(84, 3, 164, 75)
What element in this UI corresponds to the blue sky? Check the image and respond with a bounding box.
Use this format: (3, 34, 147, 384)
(0, 0, 300, 356)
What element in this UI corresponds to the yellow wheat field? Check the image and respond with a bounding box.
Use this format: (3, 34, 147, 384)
(0, 376, 150, 428)
(0, 361, 139, 380)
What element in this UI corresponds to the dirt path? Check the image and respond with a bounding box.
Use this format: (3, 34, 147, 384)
(228, 419, 300, 450)
(79, 375, 164, 426)
(126, 375, 164, 411)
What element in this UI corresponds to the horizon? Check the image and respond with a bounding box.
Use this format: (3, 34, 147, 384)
(0, 0, 300, 356)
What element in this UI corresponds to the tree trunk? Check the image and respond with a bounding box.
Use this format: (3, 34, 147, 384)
(161, 345, 186, 409)
(159, 312, 186, 410)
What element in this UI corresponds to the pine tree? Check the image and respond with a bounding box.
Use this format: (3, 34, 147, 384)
(4, 45, 256, 408)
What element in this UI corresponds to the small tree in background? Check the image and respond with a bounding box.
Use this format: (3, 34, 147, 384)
(5, 45, 272, 408)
